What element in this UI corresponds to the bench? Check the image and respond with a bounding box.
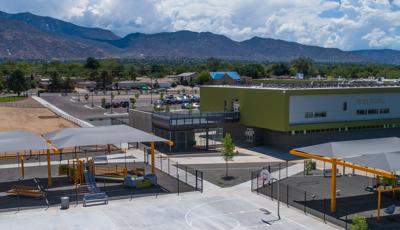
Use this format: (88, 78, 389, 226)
(83, 192, 108, 207)
(323, 169, 342, 177)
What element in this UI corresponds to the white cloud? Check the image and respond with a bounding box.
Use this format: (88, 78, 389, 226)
(0, 0, 400, 50)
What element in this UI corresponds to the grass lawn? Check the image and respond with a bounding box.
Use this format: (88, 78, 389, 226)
(0, 96, 25, 103)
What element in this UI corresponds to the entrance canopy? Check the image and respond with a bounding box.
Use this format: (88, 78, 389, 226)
(0, 131, 50, 153)
(43, 125, 168, 149)
(344, 152, 400, 172)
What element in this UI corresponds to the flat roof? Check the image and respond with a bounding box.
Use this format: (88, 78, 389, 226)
(202, 84, 400, 91)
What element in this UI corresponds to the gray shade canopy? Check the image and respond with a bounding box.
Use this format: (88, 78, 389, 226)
(295, 137, 400, 158)
(344, 152, 400, 172)
(44, 125, 167, 149)
(0, 131, 50, 153)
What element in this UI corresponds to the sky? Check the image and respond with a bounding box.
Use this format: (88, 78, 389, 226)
(1, 0, 400, 50)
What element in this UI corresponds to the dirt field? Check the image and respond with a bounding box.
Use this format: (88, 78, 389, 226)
(0, 100, 76, 134)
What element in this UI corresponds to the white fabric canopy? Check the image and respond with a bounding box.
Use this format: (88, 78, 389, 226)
(0, 131, 50, 153)
(44, 125, 167, 149)
(344, 152, 400, 172)
(294, 137, 400, 172)
(295, 137, 400, 158)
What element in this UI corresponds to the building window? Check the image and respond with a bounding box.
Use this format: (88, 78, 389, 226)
(343, 102, 347, 111)
(304, 111, 327, 118)
(380, 108, 390, 114)
(357, 108, 390, 115)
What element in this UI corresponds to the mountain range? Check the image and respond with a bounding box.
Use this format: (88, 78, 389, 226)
(0, 11, 400, 64)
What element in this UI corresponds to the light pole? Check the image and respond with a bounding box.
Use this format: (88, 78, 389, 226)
(91, 91, 94, 108)
(150, 75, 153, 104)
(110, 92, 114, 114)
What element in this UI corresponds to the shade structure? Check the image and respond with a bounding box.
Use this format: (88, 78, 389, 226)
(44, 125, 167, 149)
(0, 131, 50, 153)
(294, 137, 400, 159)
(344, 152, 400, 172)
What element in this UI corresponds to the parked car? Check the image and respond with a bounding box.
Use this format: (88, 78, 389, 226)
(112, 102, 121, 108)
(181, 103, 191, 109)
(103, 102, 111, 109)
(192, 102, 200, 109)
(190, 95, 200, 102)
(120, 101, 130, 108)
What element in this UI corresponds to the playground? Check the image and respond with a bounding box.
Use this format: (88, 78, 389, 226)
(0, 125, 200, 212)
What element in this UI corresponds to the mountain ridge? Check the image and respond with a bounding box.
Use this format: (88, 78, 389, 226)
(0, 11, 400, 63)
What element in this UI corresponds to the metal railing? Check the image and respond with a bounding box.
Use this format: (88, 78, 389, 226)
(141, 144, 203, 193)
(152, 111, 239, 128)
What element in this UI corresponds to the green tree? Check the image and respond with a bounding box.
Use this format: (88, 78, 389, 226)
(49, 72, 63, 92)
(129, 97, 136, 109)
(221, 133, 237, 178)
(98, 70, 112, 90)
(84, 57, 100, 70)
(101, 98, 106, 108)
(270, 63, 290, 76)
(351, 215, 368, 230)
(160, 92, 164, 100)
(291, 57, 314, 76)
(7, 69, 29, 95)
(63, 76, 75, 92)
(197, 71, 211, 85)
(239, 64, 266, 79)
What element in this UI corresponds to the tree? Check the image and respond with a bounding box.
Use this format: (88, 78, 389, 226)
(7, 69, 29, 95)
(98, 70, 112, 90)
(239, 64, 266, 79)
(49, 72, 63, 92)
(291, 57, 314, 76)
(197, 71, 211, 85)
(129, 97, 136, 109)
(63, 76, 75, 92)
(351, 215, 368, 230)
(221, 133, 237, 179)
(84, 57, 100, 70)
(160, 92, 164, 100)
(270, 63, 290, 76)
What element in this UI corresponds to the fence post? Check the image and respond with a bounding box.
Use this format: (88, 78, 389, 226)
(279, 163, 281, 180)
(251, 171, 254, 191)
(287, 184, 289, 208)
(201, 172, 203, 193)
(323, 198, 326, 223)
(304, 191, 307, 215)
(168, 158, 170, 175)
(195, 170, 198, 190)
(161, 156, 163, 171)
(286, 160, 289, 178)
(271, 181, 274, 201)
(256, 174, 259, 194)
(176, 162, 179, 178)
(185, 166, 188, 183)
(177, 173, 180, 196)
(345, 207, 348, 230)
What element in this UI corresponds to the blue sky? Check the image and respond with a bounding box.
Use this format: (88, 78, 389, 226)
(1, 0, 400, 50)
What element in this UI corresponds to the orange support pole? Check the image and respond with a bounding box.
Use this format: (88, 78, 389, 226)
(151, 142, 155, 175)
(377, 190, 381, 220)
(20, 156, 24, 178)
(47, 149, 52, 187)
(331, 158, 337, 213)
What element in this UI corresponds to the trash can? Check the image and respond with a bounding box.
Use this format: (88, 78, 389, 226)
(61, 196, 70, 209)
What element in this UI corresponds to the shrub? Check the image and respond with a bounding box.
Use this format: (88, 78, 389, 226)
(101, 98, 106, 108)
(351, 215, 368, 230)
(58, 165, 69, 175)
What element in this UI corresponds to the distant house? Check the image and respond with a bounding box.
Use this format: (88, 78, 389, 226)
(176, 72, 198, 84)
(209, 72, 241, 85)
(76, 81, 96, 90)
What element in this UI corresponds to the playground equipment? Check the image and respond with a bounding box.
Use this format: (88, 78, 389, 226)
(7, 185, 43, 198)
(67, 158, 85, 184)
(377, 186, 400, 219)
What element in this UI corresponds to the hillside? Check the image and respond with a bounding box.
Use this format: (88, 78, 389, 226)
(0, 11, 400, 63)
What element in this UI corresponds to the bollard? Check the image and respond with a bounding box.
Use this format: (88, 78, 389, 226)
(177, 174, 180, 196)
